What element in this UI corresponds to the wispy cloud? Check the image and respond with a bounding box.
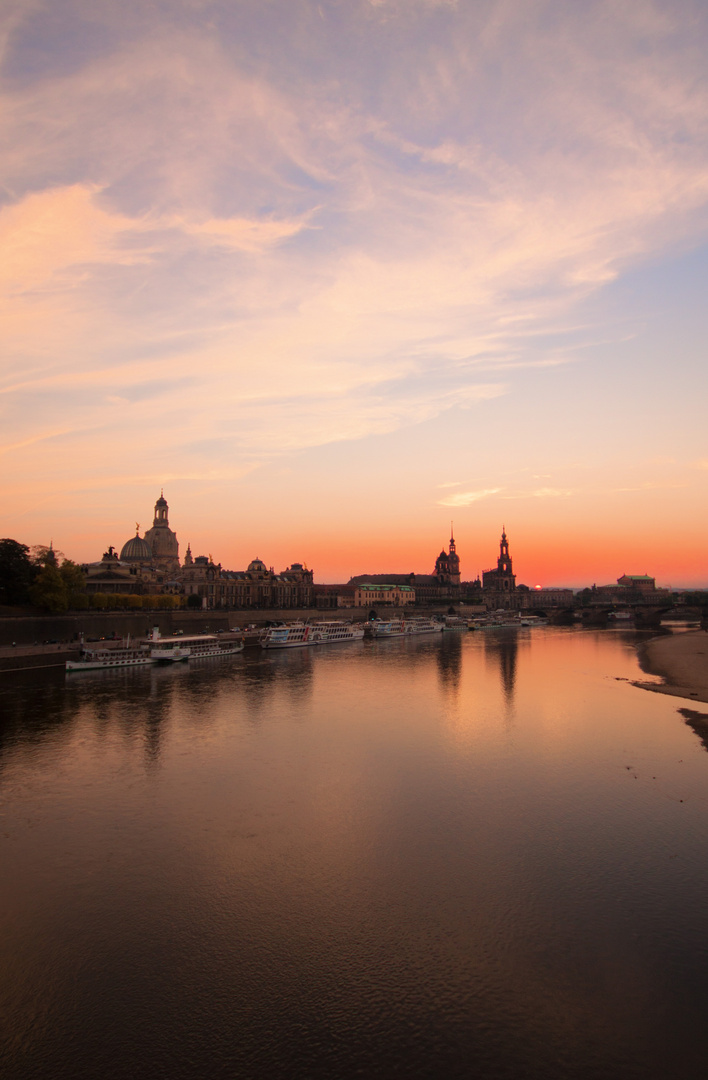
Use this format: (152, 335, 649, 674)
(438, 489, 502, 507)
(2, 0, 708, 559)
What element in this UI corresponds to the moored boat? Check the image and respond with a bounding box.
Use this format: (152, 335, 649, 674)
(149, 638, 192, 662)
(468, 614, 521, 630)
(66, 630, 244, 671)
(404, 617, 444, 635)
(369, 617, 444, 638)
(261, 621, 365, 649)
(66, 644, 155, 671)
(169, 634, 245, 660)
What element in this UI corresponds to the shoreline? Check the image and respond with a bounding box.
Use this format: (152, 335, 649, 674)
(634, 629, 708, 704)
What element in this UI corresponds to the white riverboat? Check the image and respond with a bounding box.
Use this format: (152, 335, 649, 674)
(66, 630, 245, 672)
(150, 633, 245, 662)
(468, 614, 521, 630)
(66, 643, 155, 671)
(185, 634, 245, 659)
(149, 638, 191, 662)
(404, 617, 444, 635)
(261, 621, 365, 649)
(369, 617, 444, 638)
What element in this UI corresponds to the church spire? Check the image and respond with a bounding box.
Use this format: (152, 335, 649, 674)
(498, 527, 511, 573)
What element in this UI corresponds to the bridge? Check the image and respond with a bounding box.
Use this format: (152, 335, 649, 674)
(542, 602, 706, 628)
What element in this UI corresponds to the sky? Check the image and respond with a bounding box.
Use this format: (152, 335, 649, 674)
(1, 0, 707, 587)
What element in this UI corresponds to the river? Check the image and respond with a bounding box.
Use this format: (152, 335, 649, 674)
(1, 627, 708, 1079)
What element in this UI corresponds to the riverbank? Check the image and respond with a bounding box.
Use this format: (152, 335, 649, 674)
(634, 629, 708, 704)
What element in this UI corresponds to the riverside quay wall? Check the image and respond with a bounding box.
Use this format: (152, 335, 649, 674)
(0, 605, 475, 652)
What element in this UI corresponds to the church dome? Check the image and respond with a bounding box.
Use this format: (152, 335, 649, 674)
(247, 558, 267, 572)
(120, 533, 153, 563)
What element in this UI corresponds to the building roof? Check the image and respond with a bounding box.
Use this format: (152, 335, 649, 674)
(120, 533, 153, 563)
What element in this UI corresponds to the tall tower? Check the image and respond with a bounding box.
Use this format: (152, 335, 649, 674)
(143, 490, 180, 571)
(482, 527, 517, 608)
(446, 525, 460, 584)
(434, 526, 461, 588)
(497, 528, 512, 574)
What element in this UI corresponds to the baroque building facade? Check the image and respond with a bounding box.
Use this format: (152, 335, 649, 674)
(349, 531, 462, 605)
(90, 492, 314, 609)
(482, 528, 519, 610)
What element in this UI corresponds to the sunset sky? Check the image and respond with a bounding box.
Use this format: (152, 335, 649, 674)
(2, 0, 707, 586)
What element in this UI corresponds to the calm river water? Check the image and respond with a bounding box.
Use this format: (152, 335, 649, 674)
(2, 628, 708, 1080)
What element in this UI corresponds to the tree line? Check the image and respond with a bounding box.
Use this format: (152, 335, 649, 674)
(0, 539, 88, 613)
(0, 538, 183, 614)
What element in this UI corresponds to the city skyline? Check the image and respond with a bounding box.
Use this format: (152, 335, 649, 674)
(2, 1, 708, 586)
(14, 488, 688, 592)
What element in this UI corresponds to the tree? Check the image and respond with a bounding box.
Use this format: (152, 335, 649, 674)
(31, 544, 64, 568)
(29, 564, 69, 613)
(59, 559, 87, 608)
(186, 593, 203, 609)
(0, 538, 36, 606)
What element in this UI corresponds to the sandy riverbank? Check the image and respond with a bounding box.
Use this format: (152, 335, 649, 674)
(634, 629, 708, 704)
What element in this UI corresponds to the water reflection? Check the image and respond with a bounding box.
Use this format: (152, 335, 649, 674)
(483, 628, 521, 707)
(2, 631, 708, 1080)
(0, 648, 319, 770)
(436, 632, 463, 698)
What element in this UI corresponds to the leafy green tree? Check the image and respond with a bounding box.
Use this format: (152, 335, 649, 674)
(186, 593, 202, 609)
(29, 564, 69, 613)
(90, 592, 109, 610)
(0, 538, 36, 606)
(59, 559, 87, 608)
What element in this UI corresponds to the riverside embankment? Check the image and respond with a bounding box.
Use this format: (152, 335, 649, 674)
(635, 629, 708, 703)
(0, 606, 464, 671)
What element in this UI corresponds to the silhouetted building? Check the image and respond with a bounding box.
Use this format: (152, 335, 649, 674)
(593, 574, 670, 605)
(349, 531, 461, 605)
(84, 546, 163, 595)
(521, 586, 574, 610)
(313, 584, 356, 609)
(483, 528, 518, 609)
